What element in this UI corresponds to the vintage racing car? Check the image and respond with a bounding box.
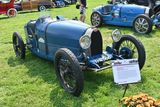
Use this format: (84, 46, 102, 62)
(12, 16, 146, 96)
(91, 1, 160, 34)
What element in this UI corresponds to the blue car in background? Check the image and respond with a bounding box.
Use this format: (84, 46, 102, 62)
(54, 0, 76, 8)
(91, 1, 160, 34)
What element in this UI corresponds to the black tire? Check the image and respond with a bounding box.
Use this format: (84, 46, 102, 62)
(90, 12, 102, 27)
(113, 35, 146, 70)
(54, 48, 84, 96)
(12, 32, 25, 59)
(133, 14, 152, 34)
(38, 5, 46, 11)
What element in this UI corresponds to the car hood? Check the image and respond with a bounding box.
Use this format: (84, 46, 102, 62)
(45, 20, 91, 40)
(35, 17, 91, 50)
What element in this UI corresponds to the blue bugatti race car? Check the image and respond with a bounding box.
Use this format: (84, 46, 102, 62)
(91, 1, 160, 34)
(12, 16, 146, 96)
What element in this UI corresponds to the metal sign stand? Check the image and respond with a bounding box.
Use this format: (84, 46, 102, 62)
(122, 84, 129, 97)
(119, 84, 129, 107)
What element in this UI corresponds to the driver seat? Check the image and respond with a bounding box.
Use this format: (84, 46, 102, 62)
(103, 5, 113, 15)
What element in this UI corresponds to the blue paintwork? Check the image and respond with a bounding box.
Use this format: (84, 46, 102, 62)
(93, 3, 148, 27)
(26, 16, 91, 61)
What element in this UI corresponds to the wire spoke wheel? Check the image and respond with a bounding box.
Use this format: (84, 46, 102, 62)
(58, 58, 76, 90)
(55, 48, 84, 96)
(119, 40, 138, 59)
(113, 35, 146, 70)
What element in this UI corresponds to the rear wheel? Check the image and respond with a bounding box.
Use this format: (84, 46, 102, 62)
(91, 12, 102, 27)
(113, 35, 146, 70)
(55, 48, 84, 96)
(12, 32, 25, 59)
(133, 15, 152, 34)
(7, 8, 17, 17)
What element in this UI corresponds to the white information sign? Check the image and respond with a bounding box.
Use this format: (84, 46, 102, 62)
(112, 59, 141, 85)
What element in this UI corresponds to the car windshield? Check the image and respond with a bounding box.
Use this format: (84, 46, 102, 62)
(0, 0, 11, 3)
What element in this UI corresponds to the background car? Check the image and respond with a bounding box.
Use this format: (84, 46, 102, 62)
(54, 0, 65, 8)
(12, 16, 146, 96)
(0, 0, 17, 17)
(14, 0, 55, 11)
(53, 0, 77, 8)
(126, 0, 160, 14)
(91, 1, 160, 34)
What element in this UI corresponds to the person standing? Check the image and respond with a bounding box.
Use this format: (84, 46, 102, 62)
(79, 0, 87, 22)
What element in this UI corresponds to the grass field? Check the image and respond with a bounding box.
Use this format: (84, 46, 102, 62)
(0, 0, 160, 107)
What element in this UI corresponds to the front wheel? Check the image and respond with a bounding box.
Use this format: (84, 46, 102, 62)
(133, 14, 152, 34)
(54, 48, 84, 96)
(91, 12, 102, 27)
(113, 35, 146, 70)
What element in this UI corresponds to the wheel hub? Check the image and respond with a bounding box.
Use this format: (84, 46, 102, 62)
(119, 47, 133, 59)
(59, 59, 76, 90)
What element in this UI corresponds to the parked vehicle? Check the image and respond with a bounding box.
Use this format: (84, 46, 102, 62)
(12, 16, 146, 96)
(126, 0, 160, 14)
(91, 1, 160, 34)
(54, 0, 65, 8)
(64, 0, 77, 4)
(53, 0, 77, 8)
(0, 0, 17, 17)
(14, 0, 55, 11)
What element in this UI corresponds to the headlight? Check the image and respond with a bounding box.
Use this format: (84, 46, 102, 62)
(79, 35, 91, 49)
(111, 29, 122, 42)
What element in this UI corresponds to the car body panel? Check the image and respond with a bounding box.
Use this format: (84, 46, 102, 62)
(0, 0, 15, 14)
(26, 16, 91, 61)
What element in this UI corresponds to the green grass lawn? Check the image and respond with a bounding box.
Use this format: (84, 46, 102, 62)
(1, 0, 160, 107)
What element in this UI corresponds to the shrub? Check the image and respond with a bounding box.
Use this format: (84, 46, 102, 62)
(119, 93, 160, 107)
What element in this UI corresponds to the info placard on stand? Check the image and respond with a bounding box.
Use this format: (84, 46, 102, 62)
(112, 59, 141, 85)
